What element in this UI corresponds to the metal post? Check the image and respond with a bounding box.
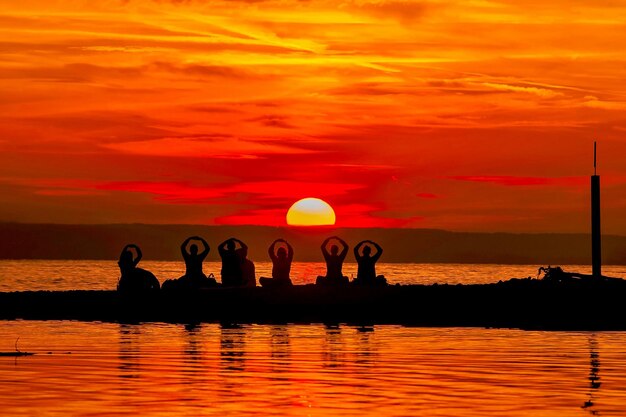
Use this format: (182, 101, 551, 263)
(591, 142, 601, 278)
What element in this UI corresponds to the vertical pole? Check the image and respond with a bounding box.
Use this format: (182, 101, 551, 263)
(591, 142, 601, 278)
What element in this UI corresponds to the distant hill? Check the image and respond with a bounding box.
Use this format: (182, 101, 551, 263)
(1, 223, 626, 265)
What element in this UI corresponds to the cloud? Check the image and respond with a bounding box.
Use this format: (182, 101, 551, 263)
(0, 175, 367, 204)
(215, 208, 290, 226)
(150, 62, 260, 79)
(0, 177, 106, 197)
(102, 136, 315, 159)
(142, 0, 273, 4)
(34, 189, 106, 196)
(482, 82, 564, 98)
(332, 203, 422, 227)
(0, 62, 261, 83)
(97, 179, 365, 203)
(0, 112, 179, 147)
(583, 96, 626, 110)
(248, 115, 295, 129)
(449, 176, 585, 187)
(3, 0, 626, 231)
(0, 63, 144, 83)
(346, 0, 434, 23)
(216, 203, 421, 227)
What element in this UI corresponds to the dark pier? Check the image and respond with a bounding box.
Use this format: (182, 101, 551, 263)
(1, 278, 626, 330)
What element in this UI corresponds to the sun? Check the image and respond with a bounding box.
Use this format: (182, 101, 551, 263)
(286, 198, 336, 226)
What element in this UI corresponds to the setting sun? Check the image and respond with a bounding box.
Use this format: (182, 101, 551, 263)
(286, 198, 336, 226)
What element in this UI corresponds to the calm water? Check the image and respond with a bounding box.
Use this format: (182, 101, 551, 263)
(0, 322, 626, 416)
(2, 263, 626, 416)
(1, 260, 626, 291)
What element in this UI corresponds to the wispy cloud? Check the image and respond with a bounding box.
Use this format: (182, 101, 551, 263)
(103, 136, 315, 158)
(449, 176, 586, 187)
(2, 0, 626, 231)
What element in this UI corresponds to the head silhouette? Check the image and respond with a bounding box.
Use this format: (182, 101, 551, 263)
(190, 244, 198, 255)
(363, 245, 372, 257)
(118, 250, 134, 271)
(330, 244, 339, 255)
(227, 240, 236, 251)
(237, 247, 248, 259)
(120, 250, 133, 263)
(277, 247, 287, 259)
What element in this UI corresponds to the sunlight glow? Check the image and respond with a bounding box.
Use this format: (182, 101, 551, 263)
(286, 198, 336, 226)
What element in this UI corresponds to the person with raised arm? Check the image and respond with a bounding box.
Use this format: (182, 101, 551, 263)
(219, 237, 246, 286)
(316, 236, 349, 286)
(181, 236, 210, 280)
(161, 236, 217, 290)
(353, 240, 387, 286)
(119, 244, 142, 270)
(260, 239, 294, 288)
(117, 244, 160, 293)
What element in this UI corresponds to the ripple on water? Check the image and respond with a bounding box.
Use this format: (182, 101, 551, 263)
(1, 260, 625, 291)
(0, 322, 624, 416)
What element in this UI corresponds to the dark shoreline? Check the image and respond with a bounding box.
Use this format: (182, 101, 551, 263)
(1, 279, 626, 330)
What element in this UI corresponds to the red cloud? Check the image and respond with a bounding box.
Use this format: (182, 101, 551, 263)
(96, 181, 224, 202)
(416, 192, 438, 199)
(215, 208, 287, 226)
(97, 180, 365, 204)
(216, 203, 422, 228)
(449, 176, 586, 187)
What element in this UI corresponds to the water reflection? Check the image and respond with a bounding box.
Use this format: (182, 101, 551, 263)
(220, 323, 246, 372)
(355, 326, 377, 366)
(583, 335, 601, 415)
(180, 322, 212, 405)
(270, 325, 291, 361)
(118, 324, 141, 379)
(323, 324, 345, 368)
(3, 322, 626, 417)
(183, 323, 203, 360)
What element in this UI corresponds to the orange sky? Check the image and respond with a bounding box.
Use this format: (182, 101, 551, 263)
(1, 0, 626, 232)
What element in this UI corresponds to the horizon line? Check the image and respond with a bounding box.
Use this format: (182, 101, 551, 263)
(0, 221, 624, 237)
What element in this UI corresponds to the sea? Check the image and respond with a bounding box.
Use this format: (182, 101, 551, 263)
(1, 261, 626, 416)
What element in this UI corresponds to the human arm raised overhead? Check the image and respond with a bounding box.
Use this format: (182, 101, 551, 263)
(231, 238, 248, 251)
(274, 238, 294, 261)
(285, 240, 294, 261)
(368, 240, 383, 262)
(119, 245, 130, 261)
(181, 237, 193, 258)
(197, 236, 210, 259)
(218, 238, 232, 257)
(354, 241, 366, 261)
(321, 237, 333, 257)
(268, 239, 279, 262)
(336, 236, 349, 260)
(123, 244, 142, 266)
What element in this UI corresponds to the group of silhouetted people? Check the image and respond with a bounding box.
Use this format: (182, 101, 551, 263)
(117, 236, 387, 294)
(316, 236, 386, 286)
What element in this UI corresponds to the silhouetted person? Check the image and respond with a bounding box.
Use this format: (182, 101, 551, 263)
(260, 239, 294, 288)
(181, 236, 210, 279)
(316, 236, 349, 286)
(161, 236, 218, 290)
(237, 245, 256, 287)
(353, 240, 387, 286)
(219, 238, 246, 286)
(117, 244, 160, 293)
